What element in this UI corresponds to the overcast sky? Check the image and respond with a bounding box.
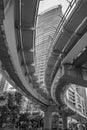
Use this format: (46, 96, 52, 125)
(39, 0, 69, 14)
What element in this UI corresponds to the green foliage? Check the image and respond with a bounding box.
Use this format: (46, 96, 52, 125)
(0, 91, 22, 128)
(0, 91, 43, 129)
(0, 105, 9, 128)
(30, 112, 44, 129)
(16, 113, 30, 129)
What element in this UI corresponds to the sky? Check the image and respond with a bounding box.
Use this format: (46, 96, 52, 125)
(39, 0, 69, 14)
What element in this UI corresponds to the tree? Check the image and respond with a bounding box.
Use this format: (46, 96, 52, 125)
(16, 113, 30, 129)
(7, 92, 22, 128)
(0, 105, 9, 128)
(30, 112, 44, 129)
(0, 91, 22, 129)
(0, 91, 44, 129)
(0, 92, 8, 128)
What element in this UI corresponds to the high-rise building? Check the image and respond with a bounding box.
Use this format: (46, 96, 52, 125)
(35, 5, 63, 87)
(0, 73, 6, 93)
(0, 73, 16, 93)
(66, 84, 87, 117)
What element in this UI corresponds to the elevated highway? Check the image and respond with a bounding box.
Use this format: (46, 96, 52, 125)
(0, 0, 49, 106)
(45, 0, 87, 120)
(0, 0, 87, 128)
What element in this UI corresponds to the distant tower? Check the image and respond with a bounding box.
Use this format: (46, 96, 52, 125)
(0, 73, 6, 93)
(35, 5, 63, 88)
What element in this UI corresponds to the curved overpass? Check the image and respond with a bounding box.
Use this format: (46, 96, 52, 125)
(45, 0, 87, 119)
(0, 0, 49, 106)
(0, 0, 87, 122)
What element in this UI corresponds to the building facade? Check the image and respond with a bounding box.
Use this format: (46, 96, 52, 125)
(0, 73, 6, 93)
(35, 5, 63, 88)
(66, 84, 87, 119)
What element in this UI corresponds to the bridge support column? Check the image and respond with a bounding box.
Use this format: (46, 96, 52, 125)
(60, 64, 87, 88)
(62, 113, 67, 130)
(44, 106, 53, 129)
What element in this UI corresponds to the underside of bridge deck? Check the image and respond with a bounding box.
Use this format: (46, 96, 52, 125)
(0, 0, 87, 129)
(0, 0, 50, 106)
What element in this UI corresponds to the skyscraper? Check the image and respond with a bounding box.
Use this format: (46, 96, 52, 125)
(35, 5, 63, 88)
(0, 73, 6, 93)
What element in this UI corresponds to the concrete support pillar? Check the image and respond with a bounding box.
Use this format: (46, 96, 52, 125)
(44, 106, 53, 129)
(62, 114, 67, 130)
(85, 123, 87, 130)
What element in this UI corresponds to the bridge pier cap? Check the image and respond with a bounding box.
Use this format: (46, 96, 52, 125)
(51, 64, 87, 104)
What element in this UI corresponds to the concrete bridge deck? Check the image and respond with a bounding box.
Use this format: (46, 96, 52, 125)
(0, 0, 87, 129)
